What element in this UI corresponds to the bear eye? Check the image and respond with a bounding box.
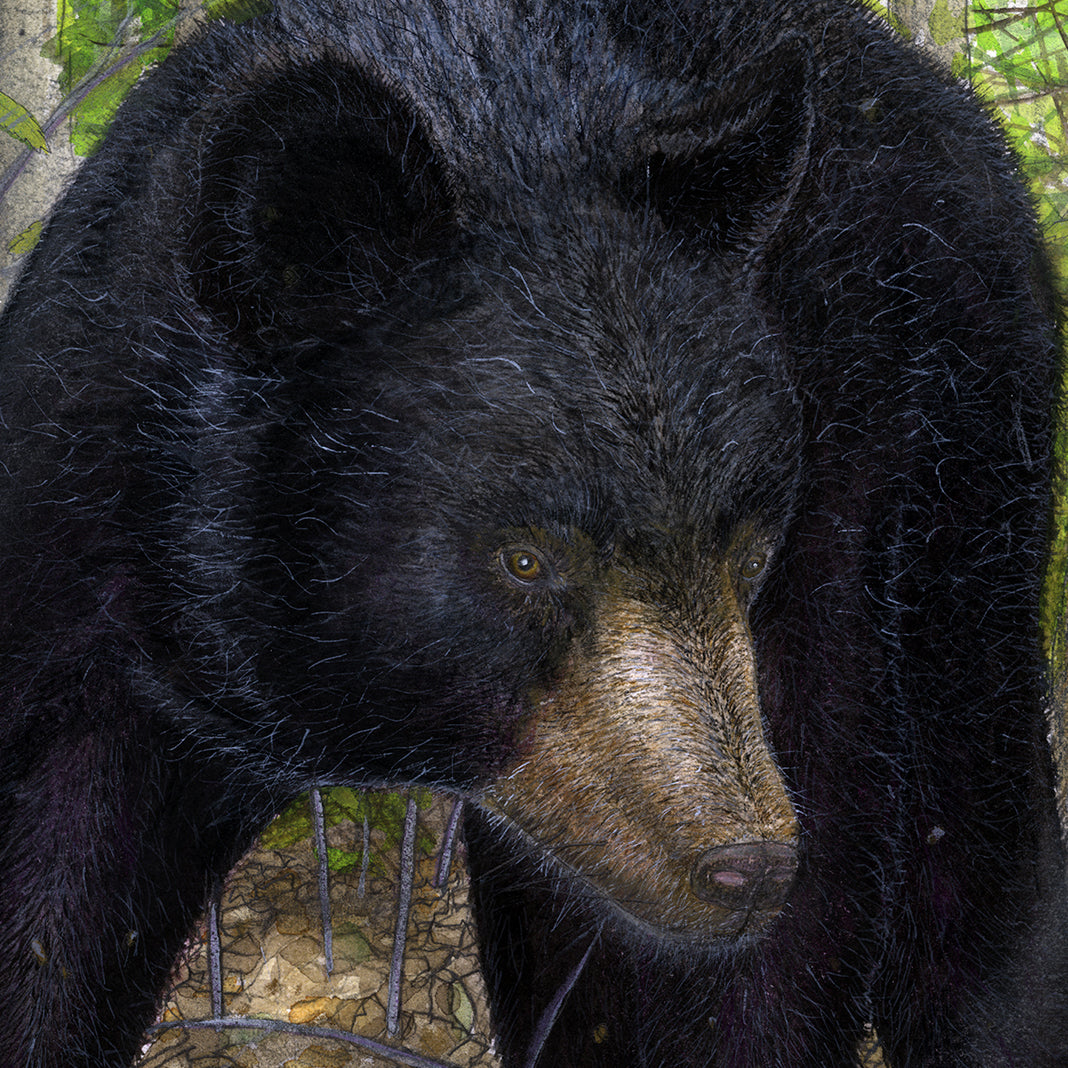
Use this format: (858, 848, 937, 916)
(740, 552, 767, 580)
(502, 549, 544, 584)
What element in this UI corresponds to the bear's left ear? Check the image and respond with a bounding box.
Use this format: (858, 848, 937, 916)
(623, 33, 816, 262)
(187, 56, 454, 345)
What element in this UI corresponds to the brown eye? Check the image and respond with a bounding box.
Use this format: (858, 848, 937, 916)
(740, 552, 767, 580)
(503, 549, 543, 583)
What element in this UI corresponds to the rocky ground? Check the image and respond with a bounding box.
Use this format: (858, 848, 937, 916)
(138, 790, 500, 1068)
(136, 788, 886, 1068)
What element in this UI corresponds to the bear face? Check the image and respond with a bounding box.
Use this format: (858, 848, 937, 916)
(180, 197, 806, 938)
(0, 0, 1064, 1065)
(343, 250, 804, 939)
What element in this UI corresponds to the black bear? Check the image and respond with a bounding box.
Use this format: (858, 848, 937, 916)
(0, 0, 1064, 1064)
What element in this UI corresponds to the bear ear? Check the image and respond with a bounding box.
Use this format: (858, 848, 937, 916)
(623, 33, 816, 261)
(188, 57, 454, 345)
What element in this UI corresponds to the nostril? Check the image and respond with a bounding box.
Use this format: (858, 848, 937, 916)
(691, 840, 798, 912)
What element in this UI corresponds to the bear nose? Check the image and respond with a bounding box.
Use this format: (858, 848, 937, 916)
(690, 840, 798, 912)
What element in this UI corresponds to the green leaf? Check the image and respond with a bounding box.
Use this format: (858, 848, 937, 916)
(67, 59, 148, 156)
(7, 220, 45, 255)
(43, 0, 179, 155)
(449, 981, 476, 1032)
(0, 93, 49, 152)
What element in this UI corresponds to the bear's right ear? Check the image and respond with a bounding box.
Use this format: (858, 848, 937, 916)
(187, 57, 454, 345)
(623, 33, 816, 263)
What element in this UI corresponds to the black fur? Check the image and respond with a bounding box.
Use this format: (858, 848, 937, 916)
(0, 0, 1064, 1064)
